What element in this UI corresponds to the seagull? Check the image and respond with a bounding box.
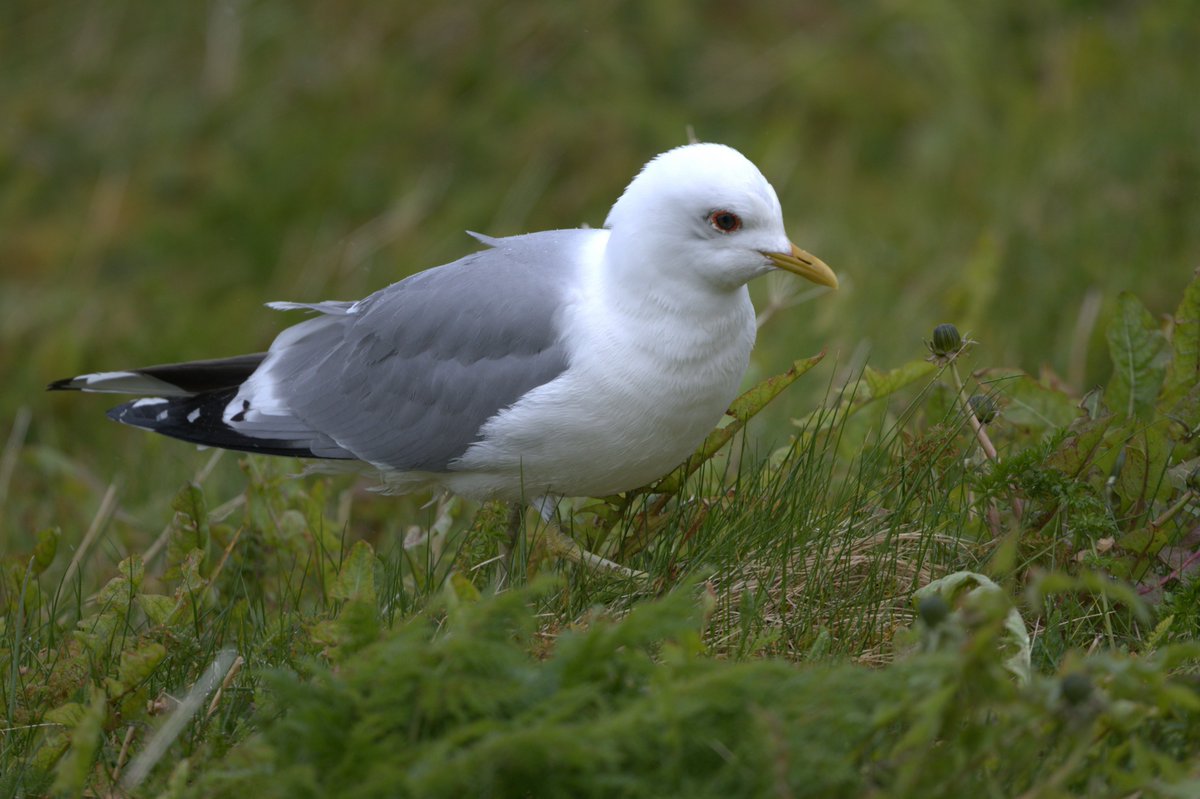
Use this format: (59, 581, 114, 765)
(50, 143, 837, 568)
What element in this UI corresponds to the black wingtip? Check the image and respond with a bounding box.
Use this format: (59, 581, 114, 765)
(104, 392, 333, 459)
(47, 377, 76, 391)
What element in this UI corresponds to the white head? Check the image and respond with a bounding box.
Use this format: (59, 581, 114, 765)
(604, 143, 837, 293)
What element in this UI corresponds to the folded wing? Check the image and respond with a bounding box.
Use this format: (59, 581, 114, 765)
(49, 230, 584, 471)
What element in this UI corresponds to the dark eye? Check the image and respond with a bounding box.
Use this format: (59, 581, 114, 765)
(708, 210, 742, 233)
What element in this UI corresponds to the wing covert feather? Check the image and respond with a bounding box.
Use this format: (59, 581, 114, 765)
(259, 230, 587, 471)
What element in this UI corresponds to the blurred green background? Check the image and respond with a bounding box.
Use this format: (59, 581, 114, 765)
(3, 0, 1199, 549)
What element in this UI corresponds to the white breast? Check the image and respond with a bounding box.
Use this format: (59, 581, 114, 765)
(448, 232, 758, 501)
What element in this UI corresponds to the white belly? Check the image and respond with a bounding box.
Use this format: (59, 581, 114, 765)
(447, 282, 758, 501)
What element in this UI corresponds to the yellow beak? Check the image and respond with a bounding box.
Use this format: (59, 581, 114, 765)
(762, 243, 838, 289)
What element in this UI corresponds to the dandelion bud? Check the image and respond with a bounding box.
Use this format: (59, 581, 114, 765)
(1061, 673, 1092, 706)
(930, 323, 962, 356)
(917, 594, 950, 628)
(968, 394, 998, 424)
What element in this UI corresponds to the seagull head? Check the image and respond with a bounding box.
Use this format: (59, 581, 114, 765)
(604, 143, 838, 293)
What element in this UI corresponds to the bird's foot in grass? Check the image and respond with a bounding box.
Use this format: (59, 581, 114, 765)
(497, 500, 647, 583)
(537, 522, 648, 581)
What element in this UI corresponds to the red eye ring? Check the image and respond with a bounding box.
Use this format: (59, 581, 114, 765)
(708, 210, 742, 233)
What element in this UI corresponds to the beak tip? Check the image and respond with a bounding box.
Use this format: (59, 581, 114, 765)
(767, 243, 838, 290)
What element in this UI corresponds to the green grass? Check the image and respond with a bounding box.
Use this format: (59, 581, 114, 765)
(7, 333, 1200, 795)
(4, 1, 1200, 796)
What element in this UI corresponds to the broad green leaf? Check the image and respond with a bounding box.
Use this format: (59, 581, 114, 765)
(138, 593, 178, 626)
(168, 483, 210, 575)
(31, 731, 70, 773)
(308, 617, 340, 651)
(31, 527, 59, 575)
(449, 571, 482, 603)
(914, 571, 1031, 684)
(863, 359, 939, 399)
(273, 509, 309, 547)
(43, 701, 86, 727)
(50, 688, 106, 797)
(1165, 382, 1200, 446)
(1111, 429, 1171, 506)
(1164, 268, 1200, 402)
(974, 368, 1079, 431)
(332, 540, 377, 604)
(173, 549, 209, 612)
(1105, 291, 1169, 420)
(94, 555, 144, 608)
(1045, 415, 1113, 477)
(729, 353, 827, 424)
(103, 675, 126, 698)
(317, 600, 382, 663)
(793, 358, 937, 432)
(1118, 526, 1170, 575)
(171, 482, 209, 538)
(119, 642, 167, 687)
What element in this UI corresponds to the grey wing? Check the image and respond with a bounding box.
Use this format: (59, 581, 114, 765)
(227, 230, 585, 471)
